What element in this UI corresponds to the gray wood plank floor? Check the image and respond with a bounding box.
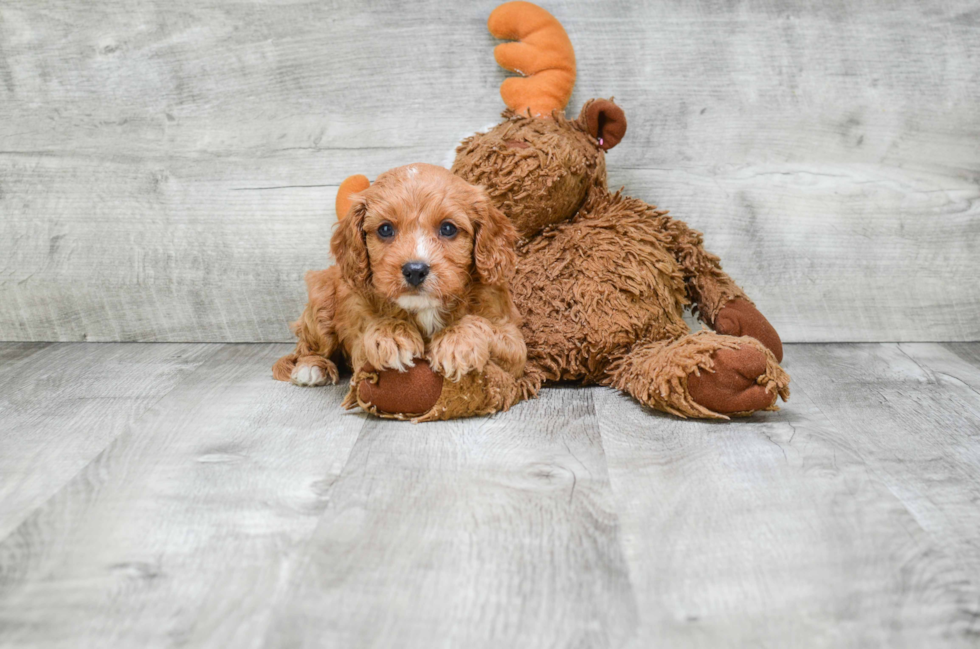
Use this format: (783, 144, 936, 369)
(2, 342, 980, 647)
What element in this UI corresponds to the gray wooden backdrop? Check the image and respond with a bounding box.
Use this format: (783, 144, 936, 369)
(1, 0, 978, 343)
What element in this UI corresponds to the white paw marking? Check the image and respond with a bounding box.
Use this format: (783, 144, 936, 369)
(386, 351, 411, 373)
(291, 364, 326, 386)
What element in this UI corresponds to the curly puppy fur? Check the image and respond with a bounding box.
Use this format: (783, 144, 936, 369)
(452, 100, 788, 418)
(274, 164, 526, 399)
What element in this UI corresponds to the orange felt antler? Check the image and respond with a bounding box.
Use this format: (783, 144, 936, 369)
(488, 1, 576, 117)
(335, 174, 370, 219)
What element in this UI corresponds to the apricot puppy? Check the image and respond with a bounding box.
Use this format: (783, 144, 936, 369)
(273, 164, 526, 391)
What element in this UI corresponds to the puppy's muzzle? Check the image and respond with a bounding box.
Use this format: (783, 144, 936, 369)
(402, 261, 430, 287)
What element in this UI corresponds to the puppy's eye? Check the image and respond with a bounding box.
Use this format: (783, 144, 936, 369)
(439, 221, 458, 238)
(377, 222, 395, 239)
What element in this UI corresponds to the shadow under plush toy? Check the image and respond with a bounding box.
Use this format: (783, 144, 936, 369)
(284, 1, 789, 420)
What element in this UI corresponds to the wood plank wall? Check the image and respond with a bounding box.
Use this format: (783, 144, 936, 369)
(1, 1, 977, 342)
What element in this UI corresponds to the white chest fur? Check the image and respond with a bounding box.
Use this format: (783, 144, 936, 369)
(395, 295, 446, 338)
(414, 307, 445, 338)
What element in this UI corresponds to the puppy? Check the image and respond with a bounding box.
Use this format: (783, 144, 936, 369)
(273, 163, 526, 390)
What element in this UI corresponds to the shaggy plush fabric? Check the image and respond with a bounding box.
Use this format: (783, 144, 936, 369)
(450, 101, 789, 419)
(329, 1, 789, 421)
(607, 332, 789, 420)
(453, 108, 604, 238)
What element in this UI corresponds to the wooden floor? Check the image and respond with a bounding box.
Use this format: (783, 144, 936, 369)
(1, 342, 980, 648)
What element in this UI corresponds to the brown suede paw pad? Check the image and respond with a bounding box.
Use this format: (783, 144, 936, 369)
(687, 346, 778, 415)
(355, 360, 444, 417)
(714, 299, 784, 363)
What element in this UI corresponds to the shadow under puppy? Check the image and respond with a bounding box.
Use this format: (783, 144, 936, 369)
(273, 163, 527, 421)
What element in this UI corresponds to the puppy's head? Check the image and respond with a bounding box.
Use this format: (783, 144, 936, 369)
(331, 164, 518, 312)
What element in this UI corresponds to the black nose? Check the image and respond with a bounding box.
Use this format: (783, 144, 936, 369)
(402, 261, 430, 287)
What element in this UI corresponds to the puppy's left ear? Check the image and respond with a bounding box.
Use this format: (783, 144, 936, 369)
(472, 192, 519, 286)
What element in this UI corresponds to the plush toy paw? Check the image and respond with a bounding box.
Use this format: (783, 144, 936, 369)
(713, 299, 783, 363)
(427, 322, 492, 382)
(687, 345, 784, 415)
(356, 360, 445, 417)
(361, 320, 425, 372)
(347, 359, 525, 423)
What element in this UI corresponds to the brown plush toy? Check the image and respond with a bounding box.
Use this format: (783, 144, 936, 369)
(343, 0, 789, 420)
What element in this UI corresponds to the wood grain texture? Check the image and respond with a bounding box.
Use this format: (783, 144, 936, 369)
(264, 386, 638, 649)
(594, 354, 980, 648)
(0, 344, 365, 648)
(789, 344, 980, 592)
(1, 342, 980, 647)
(0, 342, 216, 539)
(0, 343, 50, 371)
(1, 1, 978, 342)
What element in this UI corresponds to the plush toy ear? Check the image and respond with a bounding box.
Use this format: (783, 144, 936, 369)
(330, 193, 371, 289)
(581, 99, 627, 150)
(472, 192, 519, 286)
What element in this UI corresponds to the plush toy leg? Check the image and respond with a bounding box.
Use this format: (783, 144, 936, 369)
(344, 360, 527, 423)
(605, 331, 789, 419)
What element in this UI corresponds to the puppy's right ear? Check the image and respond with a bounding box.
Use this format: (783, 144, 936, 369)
(331, 193, 371, 289)
(472, 191, 519, 286)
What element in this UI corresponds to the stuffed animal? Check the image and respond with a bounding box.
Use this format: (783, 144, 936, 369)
(341, 0, 789, 420)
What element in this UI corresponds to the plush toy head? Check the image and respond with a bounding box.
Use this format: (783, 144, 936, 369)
(452, 101, 626, 238)
(451, 2, 627, 238)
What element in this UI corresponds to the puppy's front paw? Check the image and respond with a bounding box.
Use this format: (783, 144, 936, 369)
(428, 327, 491, 382)
(362, 320, 425, 372)
(290, 357, 339, 387)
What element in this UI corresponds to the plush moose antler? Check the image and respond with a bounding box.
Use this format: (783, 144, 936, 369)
(488, 1, 576, 117)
